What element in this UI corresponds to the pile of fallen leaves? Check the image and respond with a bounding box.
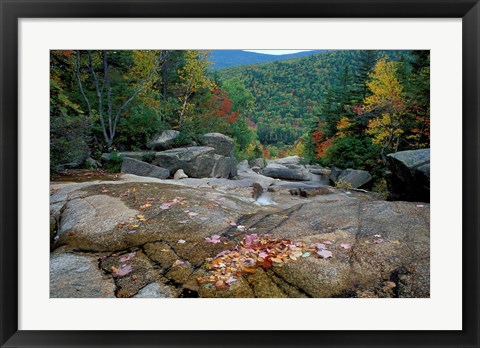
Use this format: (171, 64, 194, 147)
(197, 233, 334, 289)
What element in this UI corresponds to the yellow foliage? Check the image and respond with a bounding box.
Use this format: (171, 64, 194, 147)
(336, 116, 353, 138)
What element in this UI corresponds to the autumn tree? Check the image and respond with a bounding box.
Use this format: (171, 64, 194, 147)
(75, 50, 165, 148)
(177, 50, 214, 125)
(364, 57, 407, 162)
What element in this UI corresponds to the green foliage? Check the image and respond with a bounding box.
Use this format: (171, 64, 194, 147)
(141, 153, 156, 163)
(116, 103, 164, 150)
(105, 152, 124, 173)
(50, 76, 93, 171)
(321, 136, 384, 183)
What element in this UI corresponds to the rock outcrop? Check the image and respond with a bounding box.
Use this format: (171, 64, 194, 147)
(336, 169, 372, 189)
(387, 148, 430, 202)
(50, 175, 430, 298)
(261, 161, 312, 181)
(152, 146, 236, 179)
(147, 130, 181, 150)
(121, 157, 170, 179)
(199, 133, 235, 157)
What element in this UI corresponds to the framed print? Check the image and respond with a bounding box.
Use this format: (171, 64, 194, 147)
(1, 0, 479, 347)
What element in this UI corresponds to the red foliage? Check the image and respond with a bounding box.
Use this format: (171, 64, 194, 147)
(203, 89, 239, 124)
(312, 121, 335, 158)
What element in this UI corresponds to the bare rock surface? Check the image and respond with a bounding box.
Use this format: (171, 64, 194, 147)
(50, 252, 116, 298)
(50, 172, 430, 298)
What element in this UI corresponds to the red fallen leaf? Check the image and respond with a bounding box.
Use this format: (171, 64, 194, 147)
(119, 252, 136, 262)
(340, 243, 352, 250)
(258, 251, 268, 259)
(115, 265, 133, 277)
(242, 234, 258, 247)
(205, 235, 222, 244)
(317, 250, 333, 259)
(261, 258, 272, 269)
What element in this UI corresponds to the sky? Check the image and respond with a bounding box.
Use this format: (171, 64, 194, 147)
(243, 50, 312, 55)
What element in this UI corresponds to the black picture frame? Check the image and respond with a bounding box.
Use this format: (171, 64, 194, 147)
(1, 1, 479, 347)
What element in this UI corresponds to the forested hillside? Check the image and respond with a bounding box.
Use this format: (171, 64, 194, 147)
(216, 50, 430, 187)
(51, 49, 429, 190)
(208, 50, 325, 69)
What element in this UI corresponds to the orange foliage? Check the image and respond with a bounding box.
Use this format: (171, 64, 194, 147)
(312, 121, 335, 158)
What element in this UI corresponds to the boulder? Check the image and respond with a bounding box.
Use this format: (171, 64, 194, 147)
(121, 157, 170, 179)
(133, 282, 179, 298)
(329, 166, 343, 182)
(261, 162, 312, 181)
(386, 149, 430, 202)
(152, 146, 236, 179)
(306, 164, 331, 176)
(336, 169, 372, 189)
(199, 133, 234, 156)
(174, 169, 188, 180)
(237, 160, 250, 171)
(147, 130, 181, 150)
(269, 156, 301, 166)
(250, 158, 265, 169)
(85, 157, 101, 169)
(50, 252, 116, 298)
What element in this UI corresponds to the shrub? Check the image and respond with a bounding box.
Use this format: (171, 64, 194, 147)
(105, 152, 124, 172)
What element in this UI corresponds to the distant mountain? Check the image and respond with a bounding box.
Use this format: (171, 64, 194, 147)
(208, 50, 327, 69)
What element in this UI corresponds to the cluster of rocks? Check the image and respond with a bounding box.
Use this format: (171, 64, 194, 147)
(249, 155, 372, 189)
(105, 131, 237, 180)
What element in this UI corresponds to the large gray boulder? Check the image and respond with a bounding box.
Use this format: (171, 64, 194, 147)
(147, 130, 181, 150)
(199, 133, 234, 156)
(261, 162, 312, 181)
(152, 146, 236, 179)
(387, 148, 430, 202)
(336, 169, 372, 189)
(121, 157, 170, 179)
(50, 253, 116, 298)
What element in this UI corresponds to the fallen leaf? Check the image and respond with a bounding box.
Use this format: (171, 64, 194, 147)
(340, 243, 352, 250)
(119, 252, 136, 262)
(178, 239, 186, 244)
(374, 234, 382, 238)
(188, 212, 199, 217)
(172, 260, 185, 267)
(315, 243, 327, 250)
(159, 203, 171, 210)
(317, 250, 333, 259)
(139, 203, 152, 210)
(323, 240, 333, 245)
(302, 252, 311, 258)
(225, 276, 237, 284)
(160, 249, 170, 252)
(391, 240, 401, 244)
(385, 281, 396, 289)
(114, 265, 133, 277)
(229, 221, 237, 226)
(373, 238, 384, 244)
(236, 225, 246, 232)
(178, 220, 188, 224)
(127, 230, 137, 234)
(205, 235, 222, 244)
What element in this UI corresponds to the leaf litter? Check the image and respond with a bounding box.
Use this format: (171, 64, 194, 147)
(197, 233, 335, 289)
